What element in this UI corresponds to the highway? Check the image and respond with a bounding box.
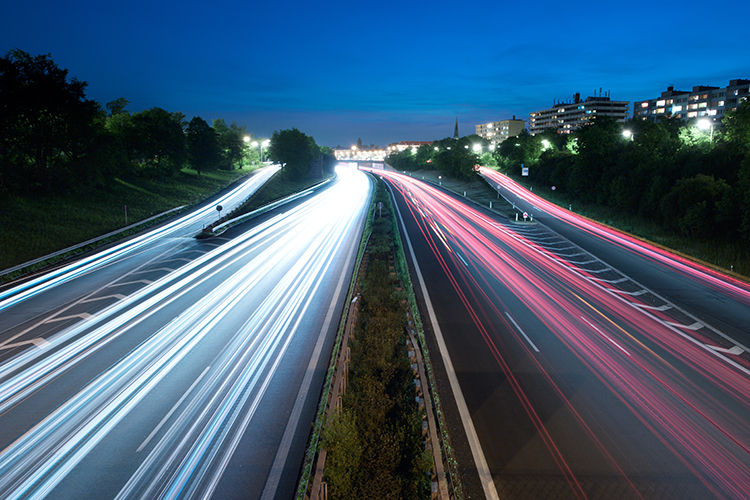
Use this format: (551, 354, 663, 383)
(0, 165, 371, 500)
(375, 168, 750, 500)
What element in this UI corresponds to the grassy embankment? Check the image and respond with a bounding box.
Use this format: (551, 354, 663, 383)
(0, 166, 256, 274)
(414, 169, 750, 279)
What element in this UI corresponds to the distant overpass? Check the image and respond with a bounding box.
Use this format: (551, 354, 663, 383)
(337, 160, 393, 170)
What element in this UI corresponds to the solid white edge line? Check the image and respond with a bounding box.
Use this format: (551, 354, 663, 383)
(388, 182, 500, 500)
(259, 195, 365, 500)
(504, 312, 540, 353)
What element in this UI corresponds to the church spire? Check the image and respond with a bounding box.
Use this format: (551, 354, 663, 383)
(454, 117, 459, 140)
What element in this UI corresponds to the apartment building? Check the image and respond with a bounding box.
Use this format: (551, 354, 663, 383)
(528, 92, 630, 135)
(475, 117, 525, 146)
(634, 79, 750, 121)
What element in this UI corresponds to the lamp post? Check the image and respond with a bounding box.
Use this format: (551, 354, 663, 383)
(251, 141, 259, 164)
(243, 136, 252, 165)
(698, 119, 714, 143)
(622, 130, 633, 141)
(250, 139, 270, 163)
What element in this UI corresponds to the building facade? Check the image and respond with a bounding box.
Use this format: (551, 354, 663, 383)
(333, 146, 386, 161)
(475, 117, 525, 146)
(634, 79, 750, 122)
(529, 93, 630, 135)
(385, 141, 433, 155)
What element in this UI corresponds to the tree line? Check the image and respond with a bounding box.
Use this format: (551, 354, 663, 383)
(387, 103, 750, 243)
(386, 134, 491, 181)
(495, 107, 750, 242)
(0, 49, 333, 197)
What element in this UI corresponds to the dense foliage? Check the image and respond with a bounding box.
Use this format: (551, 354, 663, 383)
(491, 108, 750, 243)
(387, 135, 492, 181)
(266, 127, 335, 179)
(0, 50, 274, 196)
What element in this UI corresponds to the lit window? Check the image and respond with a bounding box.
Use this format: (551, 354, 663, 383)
(673, 105, 682, 112)
(688, 111, 698, 117)
(657, 100, 666, 106)
(641, 102, 649, 108)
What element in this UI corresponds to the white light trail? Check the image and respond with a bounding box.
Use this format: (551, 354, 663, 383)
(0, 166, 280, 312)
(0, 167, 371, 500)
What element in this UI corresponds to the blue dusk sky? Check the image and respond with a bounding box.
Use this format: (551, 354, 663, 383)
(3, 0, 748, 148)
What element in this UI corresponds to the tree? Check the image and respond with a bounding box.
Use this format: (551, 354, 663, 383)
(432, 135, 483, 181)
(660, 174, 731, 238)
(105, 97, 130, 117)
(0, 49, 102, 193)
(267, 128, 315, 179)
(723, 99, 750, 154)
(127, 107, 187, 176)
(212, 119, 246, 170)
(386, 148, 417, 171)
(187, 116, 222, 175)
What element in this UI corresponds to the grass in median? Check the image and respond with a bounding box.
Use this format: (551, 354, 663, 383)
(0, 166, 255, 271)
(321, 179, 431, 499)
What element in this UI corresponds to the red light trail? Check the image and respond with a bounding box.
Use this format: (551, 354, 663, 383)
(370, 167, 750, 499)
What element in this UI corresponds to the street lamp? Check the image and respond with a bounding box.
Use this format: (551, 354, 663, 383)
(243, 136, 252, 165)
(473, 144, 482, 153)
(250, 139, 270, 162)
(698, 119, 714, 143)
(622, 130, 633, 140)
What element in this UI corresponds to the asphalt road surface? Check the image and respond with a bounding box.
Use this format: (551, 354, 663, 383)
(376, 168, 750, 500)
(0, 165, 371, 500)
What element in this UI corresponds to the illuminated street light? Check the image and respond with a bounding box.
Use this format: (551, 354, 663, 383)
(243, 136, 253, 165)
(622, 130, 633, 140)
(473, 144, 482, 153)
(262, 139, 270, 162)
(248, 139, 270, 163)
(541, 139, 551, 149)
(698, 119, 714, 143)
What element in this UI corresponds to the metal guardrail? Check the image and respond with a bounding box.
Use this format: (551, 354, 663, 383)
(0, 206, 185, 280)
(199, 177, 334, 237)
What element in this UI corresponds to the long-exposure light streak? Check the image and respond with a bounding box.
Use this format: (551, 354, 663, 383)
(372, 168, 750, 498)
(0, 165, 370, 499)
(0, 166, 280, 312)
(480, 167, 750, 306)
